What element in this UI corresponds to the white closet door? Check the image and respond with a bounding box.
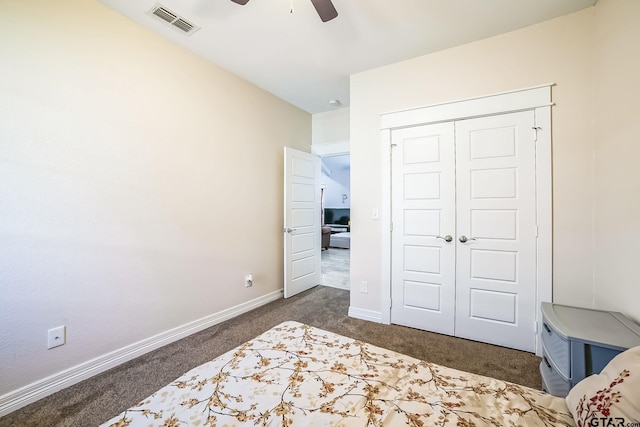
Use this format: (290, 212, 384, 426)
(390, 111, 539, 352)
(454, 111, 537, 352)
(391, 123, 456, 335)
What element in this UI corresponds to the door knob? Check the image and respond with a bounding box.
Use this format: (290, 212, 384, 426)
(436, 235, 453, 242)
(459, 235, 476, 243)
(284, 228, 297, 234)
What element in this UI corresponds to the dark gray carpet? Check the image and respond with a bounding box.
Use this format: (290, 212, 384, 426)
(0, 286, 542, 427)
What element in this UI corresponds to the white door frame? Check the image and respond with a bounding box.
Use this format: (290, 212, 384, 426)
(379, 84, 553, 355)
(311, 140, 350, 157)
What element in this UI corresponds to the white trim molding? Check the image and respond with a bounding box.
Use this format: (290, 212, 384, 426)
(0, 289, 283, 418)
(380, 84, 554, 355)
(348, 306, 383, 323)
(311, 140, 350, 157)
(381, 84, 555, 130)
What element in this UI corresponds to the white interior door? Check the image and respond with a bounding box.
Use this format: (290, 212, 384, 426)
(390, 111, 538, 352)
(454, 111, 537, 352)
(391, 123, 456, 335)
(284, 147, 321, 298)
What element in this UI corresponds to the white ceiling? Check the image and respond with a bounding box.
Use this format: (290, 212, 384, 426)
(322, 154, 350, 175)
(98, 0, 596, 114)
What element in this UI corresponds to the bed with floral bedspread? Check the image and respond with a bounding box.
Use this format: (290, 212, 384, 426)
(101, 321, 574, 426)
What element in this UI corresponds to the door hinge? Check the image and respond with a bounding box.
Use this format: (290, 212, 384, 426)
(535, 225, 539, 238)
(390, 221, 393, 232)
(532, 126, 542, 142)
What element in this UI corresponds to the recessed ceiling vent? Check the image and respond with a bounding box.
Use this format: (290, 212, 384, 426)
(148, 4, 200, 35)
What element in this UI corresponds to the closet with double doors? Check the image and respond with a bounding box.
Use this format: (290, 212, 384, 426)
(381, 86, 553, 353)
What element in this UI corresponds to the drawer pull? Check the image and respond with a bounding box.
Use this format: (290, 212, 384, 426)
(543, 356, 552, 369)
(543, 323, 552, 334)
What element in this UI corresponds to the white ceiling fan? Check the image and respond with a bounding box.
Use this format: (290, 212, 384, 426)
(230, 0, 338, 22)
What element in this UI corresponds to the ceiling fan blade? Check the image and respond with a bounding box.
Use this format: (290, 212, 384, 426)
(230, 0, 250, 5)
(309, 0, 338, 22)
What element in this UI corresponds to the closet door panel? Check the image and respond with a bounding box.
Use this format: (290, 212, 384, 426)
(454, 111, 537, 352)
(390, 123, 456, 335)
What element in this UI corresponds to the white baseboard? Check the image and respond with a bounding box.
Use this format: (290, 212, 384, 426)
(0, 289, 283, 418)
(348, 306, 382, 323)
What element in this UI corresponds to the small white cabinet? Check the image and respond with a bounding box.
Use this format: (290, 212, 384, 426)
(540, 302, 640, 397)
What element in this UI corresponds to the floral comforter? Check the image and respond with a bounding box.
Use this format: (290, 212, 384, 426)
(101, 321, 574, 426)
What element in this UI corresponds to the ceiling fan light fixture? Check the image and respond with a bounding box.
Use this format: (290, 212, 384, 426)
(309, 0, 338, 22)
(229, 0, 337, 22)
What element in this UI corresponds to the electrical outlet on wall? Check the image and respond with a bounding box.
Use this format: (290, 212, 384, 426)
(47, 326, 66, 349)
(360, 281, 368, 294)
(245, 274, 253, 287)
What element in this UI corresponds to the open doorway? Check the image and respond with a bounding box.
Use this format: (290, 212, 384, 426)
(320, 154, 350, 290)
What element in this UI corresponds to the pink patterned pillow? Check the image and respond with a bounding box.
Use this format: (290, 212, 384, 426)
(565, 345, 640, 426)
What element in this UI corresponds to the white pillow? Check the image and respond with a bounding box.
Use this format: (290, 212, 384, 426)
(565, 345, 640, 425)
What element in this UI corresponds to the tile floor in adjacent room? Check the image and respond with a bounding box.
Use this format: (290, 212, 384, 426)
(321, 247, 349, 290)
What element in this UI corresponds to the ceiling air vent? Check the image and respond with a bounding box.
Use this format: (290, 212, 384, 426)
(172, 18, 194, 33)
(148, 4, 200, 35)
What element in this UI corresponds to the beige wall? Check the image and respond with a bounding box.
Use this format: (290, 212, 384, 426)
(592, 0, 640, 319)
(0, 0, 310, 399)
(350, 2, 640, 324)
